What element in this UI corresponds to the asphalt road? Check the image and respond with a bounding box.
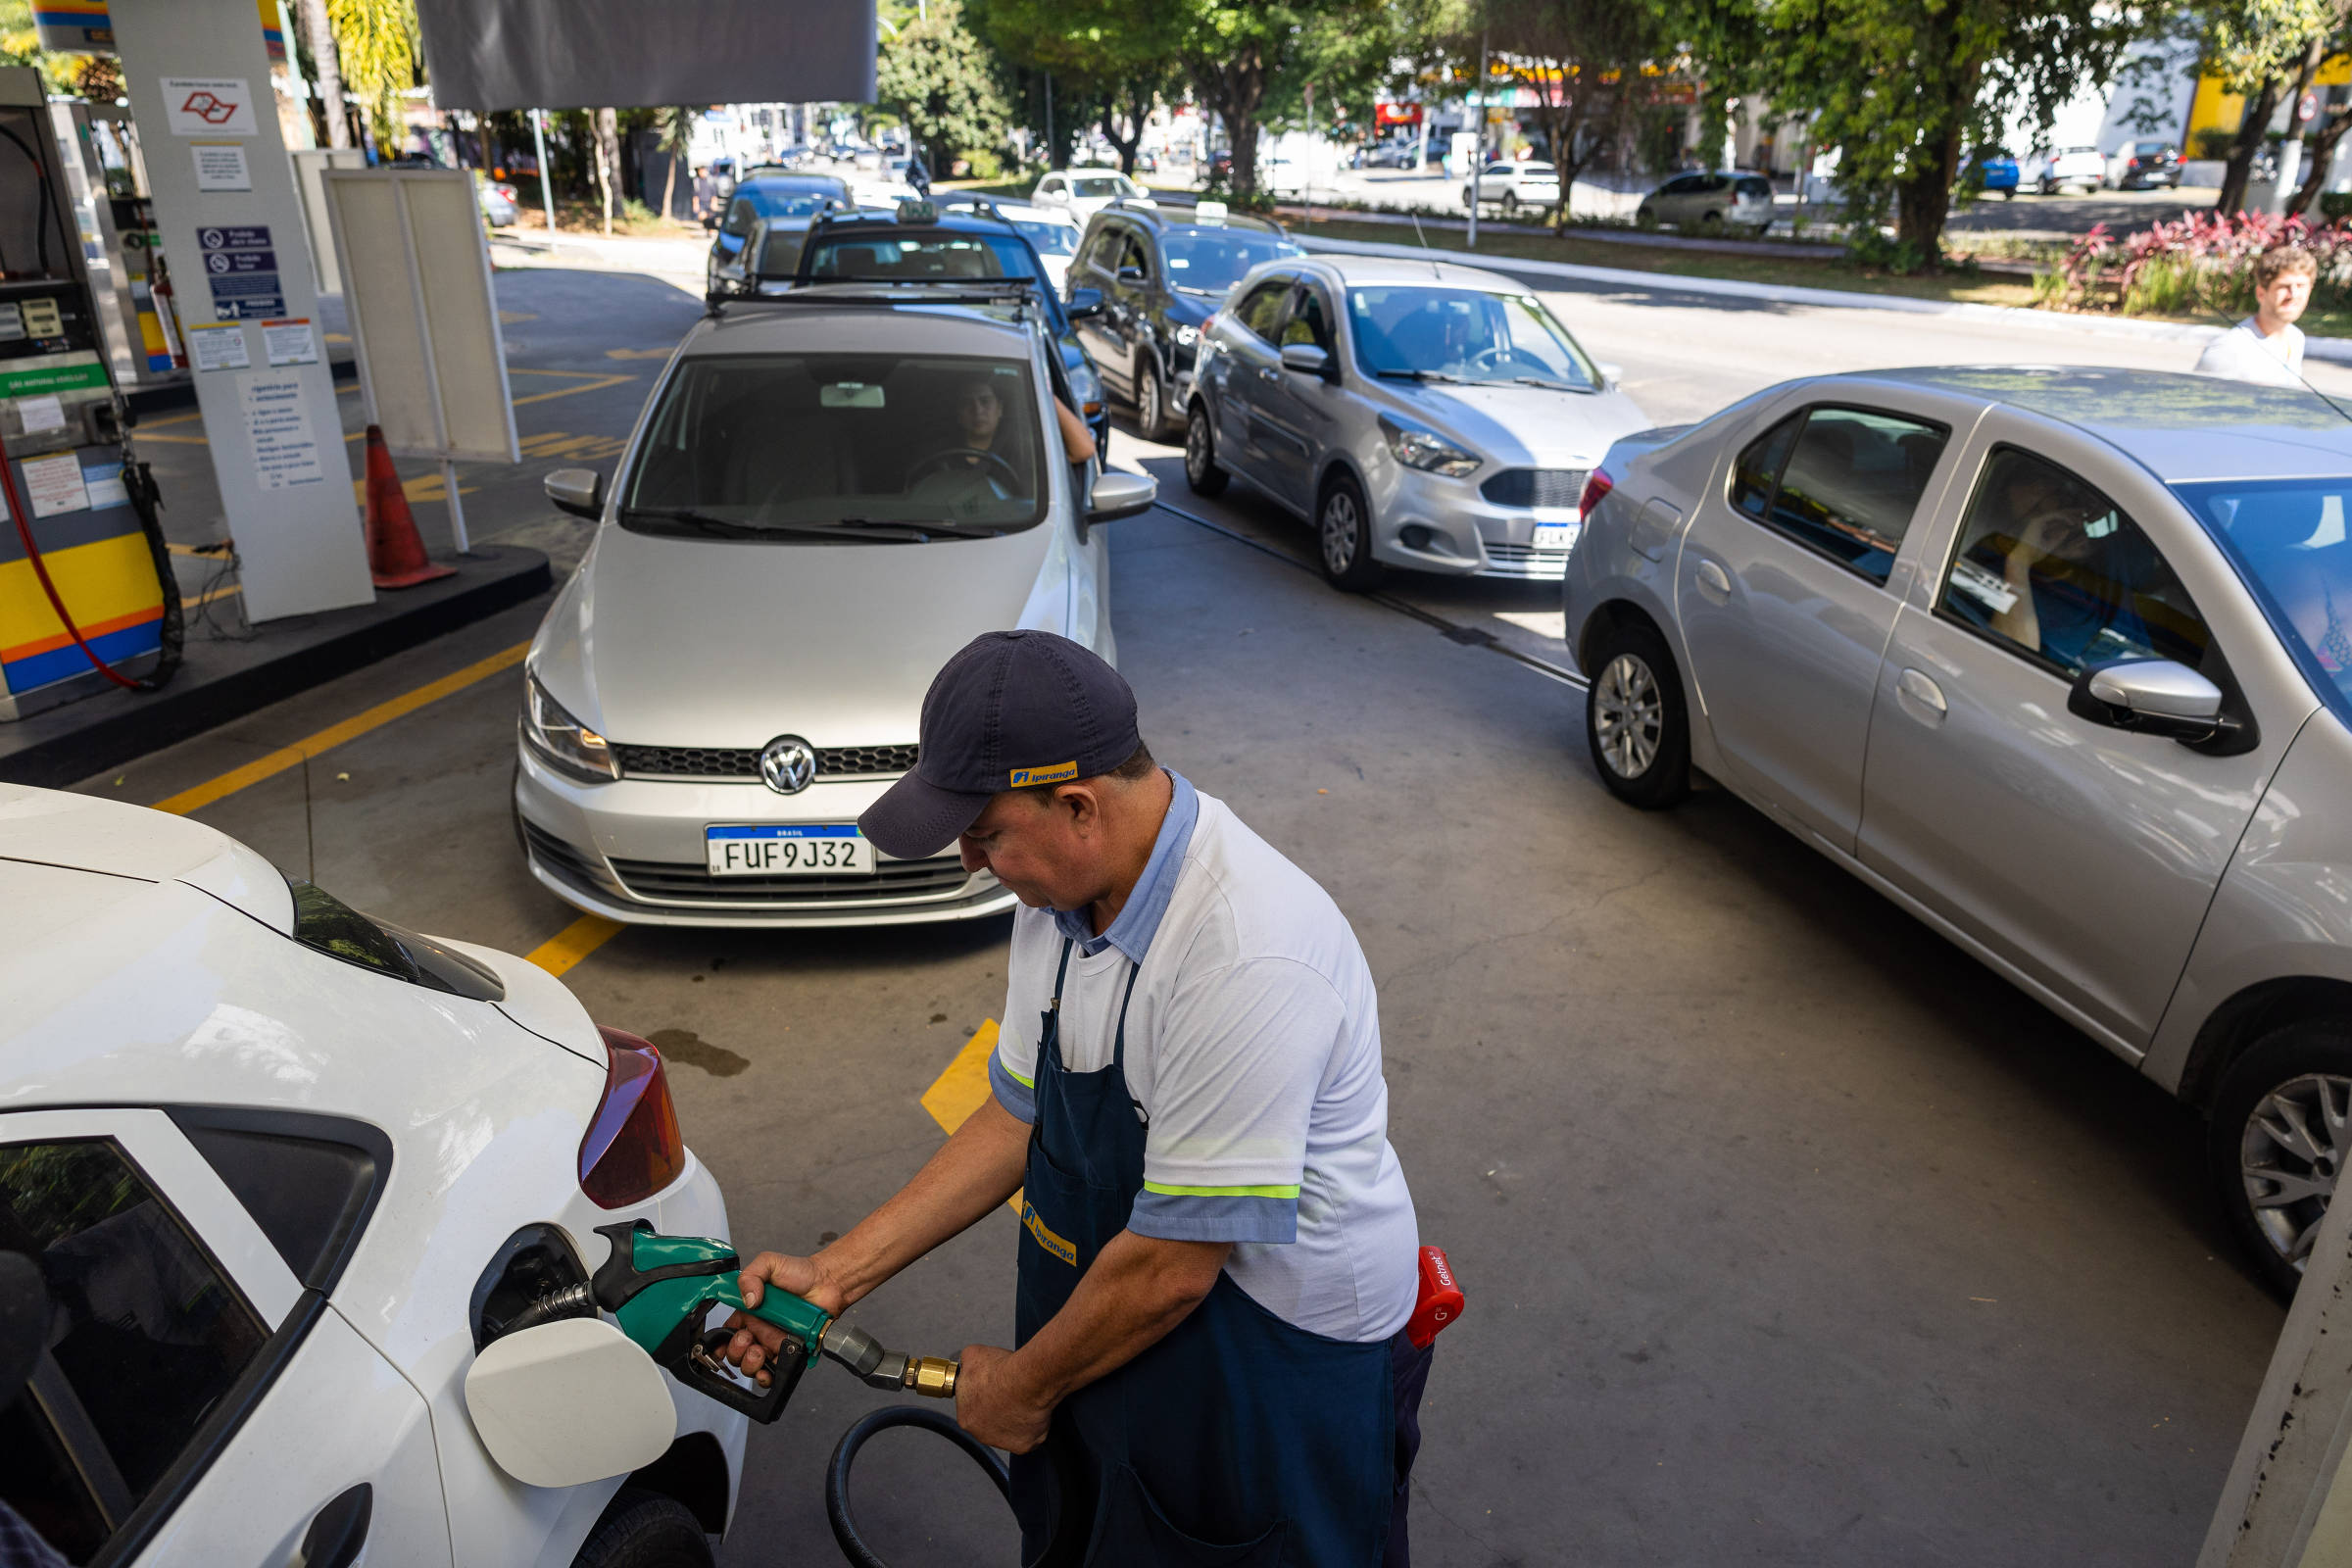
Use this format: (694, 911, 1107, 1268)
(78, 255, 2328, 1565)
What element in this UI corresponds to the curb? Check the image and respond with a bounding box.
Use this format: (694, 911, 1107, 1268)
(1293, 231, 2352, 366)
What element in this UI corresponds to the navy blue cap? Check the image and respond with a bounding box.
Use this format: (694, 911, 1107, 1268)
(859, 631, 1141, 859)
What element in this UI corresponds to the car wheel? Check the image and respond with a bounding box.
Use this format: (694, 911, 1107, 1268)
(1636, 206, 1657, 229)
(2211, 1023, 2352, 1299)
(1183, 402, 1228, 497)
(1136, 359, 1168, 441)
(1501, 191, 1519, 213)
(1583, 620, 1690, 808)
(1316, 473, 1382, 591)
(570, 1488, 711, 1568)
(1700, 210, 1724, 233)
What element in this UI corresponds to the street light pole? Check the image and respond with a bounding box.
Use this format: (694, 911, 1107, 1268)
(1468, 15, 1490, 248)
(530, 108, 556, 236)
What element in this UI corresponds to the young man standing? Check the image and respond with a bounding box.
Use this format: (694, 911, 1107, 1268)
(2196, 243, 2317, 387)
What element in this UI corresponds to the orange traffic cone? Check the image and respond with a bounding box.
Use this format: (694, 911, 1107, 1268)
(362, 423, 456, 589)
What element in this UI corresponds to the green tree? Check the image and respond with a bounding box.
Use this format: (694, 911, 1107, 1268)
(1696, 0, 2143, 267)
(1470, 0, 1672, 226)
(324, 0, 420, 152)
(659, 106, 697, 220)
(878, 0, 1017, 170)
(974, 0, 1182, 172)
(2188, 0, 2346, 212)
(1176, 0, 1402, 197)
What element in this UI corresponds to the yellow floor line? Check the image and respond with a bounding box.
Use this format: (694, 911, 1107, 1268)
(152, 640, 530, 815)
(512, 373, 634, 405)
(526, 913, 624, 977)
(922, 1021, 1021, 1211)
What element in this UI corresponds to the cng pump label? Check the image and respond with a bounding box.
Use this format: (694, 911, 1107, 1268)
(197, 225, 283, 320)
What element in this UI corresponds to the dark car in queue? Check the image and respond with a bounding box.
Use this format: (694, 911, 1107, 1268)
(707, 172, 856, 293)
(785, 205, 1109, 453)
(1071, 201, 1300, 440)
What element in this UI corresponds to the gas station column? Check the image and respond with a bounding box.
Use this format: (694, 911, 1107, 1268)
(111, 0, 373, 622)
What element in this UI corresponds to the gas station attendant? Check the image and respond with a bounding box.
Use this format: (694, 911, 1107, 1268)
(723, 629, 1433, 1567)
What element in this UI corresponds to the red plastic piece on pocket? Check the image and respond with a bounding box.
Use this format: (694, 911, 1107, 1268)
(1406, 1246, 1464, 1348)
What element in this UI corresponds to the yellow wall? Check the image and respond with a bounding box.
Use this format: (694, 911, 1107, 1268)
(2188, 54, 2352, 144)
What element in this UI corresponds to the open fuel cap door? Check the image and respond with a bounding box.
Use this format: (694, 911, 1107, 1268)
(465, 1317, 677, 1488)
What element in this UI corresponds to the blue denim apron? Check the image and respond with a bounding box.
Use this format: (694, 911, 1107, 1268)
(1009, 939, 1396, 1568)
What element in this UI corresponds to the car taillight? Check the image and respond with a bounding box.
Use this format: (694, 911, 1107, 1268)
(579, 1026, 684, 1207)
(1578, 468, 1614, 516)
(496, 183, 518, 202)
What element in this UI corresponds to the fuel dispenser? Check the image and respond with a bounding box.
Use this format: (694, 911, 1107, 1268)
(51, 100, 188, 390)
(0, 67, 175, 718)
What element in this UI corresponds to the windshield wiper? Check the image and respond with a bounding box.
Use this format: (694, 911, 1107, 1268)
(1513, 374, 1591, 392)
(835, 516, 1006, 541)
(621, 508, 913, 544)
(1375, 368, 1468, 384)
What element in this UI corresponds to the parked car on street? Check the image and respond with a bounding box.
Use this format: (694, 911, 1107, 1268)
(1070, 200, 1299, 439)
(971, 197, 1082, 296)
(1360, 140, 1423, 170)
(705, 172, 854, 294)
(2107, 140, 2183, 189)
(1186, 255, 1650, 589)
(0, 784, 748, 1565)
(1464, 160, 1561, 214)
(2026, 144, 2106, 194)
(1564, 366, 2352, 1297)
(1030, 168, 1152, 222)
(1964, 148, 2021, 198)
(1635, 171, 1777, 234)
(514, 279, 1153, 927)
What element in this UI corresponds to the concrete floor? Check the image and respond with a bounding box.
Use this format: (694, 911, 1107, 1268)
(74, 254, 2340, 1565)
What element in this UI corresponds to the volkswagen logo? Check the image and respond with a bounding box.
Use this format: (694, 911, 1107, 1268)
(759, 736, 817, 795)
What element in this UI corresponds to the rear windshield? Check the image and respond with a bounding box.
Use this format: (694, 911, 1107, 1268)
(1013, 219, 1076, 256)
(801, 229, 1040, 283)
(2136, 141, 2176, 156)
(1735, 176, 1773, 197)
(1163, 228, 1301, 295)
(1071, 175, 1132, 198)
(623, 354, 1048, 538)
(743, 182, 845, 218)
(2173, 478, 2352, 719)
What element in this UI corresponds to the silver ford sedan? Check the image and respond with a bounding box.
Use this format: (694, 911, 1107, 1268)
(1183, 255, 1652, 588)
(1564, 367, 2352, 1296)
(514, 284, 1152, 928)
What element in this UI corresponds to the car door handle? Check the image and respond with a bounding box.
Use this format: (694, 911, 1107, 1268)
(1895, 667, 1947, 726)
(292, 1483, 371, 1568)
(1693, 559, 1732, 601)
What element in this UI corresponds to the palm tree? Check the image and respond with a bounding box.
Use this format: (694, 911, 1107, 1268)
(660, 106, 696, 222)
(324, 0, 417, 154)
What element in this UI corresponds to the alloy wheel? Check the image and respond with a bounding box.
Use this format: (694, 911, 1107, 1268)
(1320, 489, 1362, 577)
(2241, 1072, 2352, 1270)
(1139, 367, 1162, 439)
(1592, 654, 1664, 778)
(1186, 413, 1213, 482)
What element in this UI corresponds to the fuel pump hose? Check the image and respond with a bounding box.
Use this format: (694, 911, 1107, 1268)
(825, 1405, 1011, 1568)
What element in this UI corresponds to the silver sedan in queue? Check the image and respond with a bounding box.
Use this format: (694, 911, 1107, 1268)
(1182, 256, 1653, 589)
(1563, 365, 2352, 1297)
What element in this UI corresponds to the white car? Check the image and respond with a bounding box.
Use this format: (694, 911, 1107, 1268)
(1030, 168, 1152, 221)
(988, 199, 1081, 295)
(1464, 160, 1562, 215)
(2028, 145, 2106, 194)
(0, 784, 748, 1566)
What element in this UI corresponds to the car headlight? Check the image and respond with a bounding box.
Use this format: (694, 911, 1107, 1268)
(1174, 323, 1199, 347)
(522, 672, 618, 783)
(1379, 415, 1482, 478)
(1066, 358, 1102, 412)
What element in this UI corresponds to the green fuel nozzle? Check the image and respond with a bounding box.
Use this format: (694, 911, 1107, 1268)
(587, 1221, 957, 1423)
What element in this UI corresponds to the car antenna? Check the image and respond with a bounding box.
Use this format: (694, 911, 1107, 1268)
(1409, 212, 1441, 280)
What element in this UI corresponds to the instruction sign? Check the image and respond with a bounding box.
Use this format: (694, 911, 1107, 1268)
(190, 142, 251, 192)
(184, 322, 250, 371)
(239, 374, 326, 489)
(161, 76, 258, 137)
(22, 452, 90, 517)
(81, 461, 128, 511)
(263, 318, 318, 367)
(200, 224, 283, 319)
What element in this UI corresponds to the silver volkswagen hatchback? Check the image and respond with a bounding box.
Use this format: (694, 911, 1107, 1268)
(1564, 367, 2352, 1295)
(1183, 255, 1653, 588)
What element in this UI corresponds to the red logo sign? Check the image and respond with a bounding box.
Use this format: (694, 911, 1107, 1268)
(179, 90, 237, 125)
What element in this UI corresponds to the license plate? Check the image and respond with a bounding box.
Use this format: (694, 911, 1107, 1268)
(1534, 521, 1581, 552)
(705, 824, 875, 877)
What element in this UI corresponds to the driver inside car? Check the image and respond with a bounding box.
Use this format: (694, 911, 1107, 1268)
(905, 371, 1097, 512)
(1954, 455, 2163, 669)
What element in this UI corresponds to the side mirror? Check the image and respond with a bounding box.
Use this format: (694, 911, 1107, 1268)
(544, 467, 605, 521)
(1595, 362, 1625, 386)
(1088, 469, 1157, 522)
(464, 1317, 677, 1488)
(1279, 342, 1333, 377)
(1067, 286, 1104, 319)
(2067, 659, 2244, 747)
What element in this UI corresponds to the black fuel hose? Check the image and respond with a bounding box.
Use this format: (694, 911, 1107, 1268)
(825, 1405, 1011, 1568)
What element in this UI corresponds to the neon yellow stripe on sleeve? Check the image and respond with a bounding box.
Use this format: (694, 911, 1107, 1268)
(1003, 1065, 1034, 1089)
(1141, 1181, 1301, 1200)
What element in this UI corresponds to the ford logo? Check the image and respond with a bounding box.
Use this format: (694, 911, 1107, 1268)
(759, 736, 817, 794)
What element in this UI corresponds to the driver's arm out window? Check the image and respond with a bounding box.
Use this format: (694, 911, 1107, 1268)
(1938, 447, 2212, 677)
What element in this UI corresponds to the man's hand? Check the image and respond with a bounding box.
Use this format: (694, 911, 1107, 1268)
(721, 1251, 844, 1386)
(955, 1343, 1053, 1453)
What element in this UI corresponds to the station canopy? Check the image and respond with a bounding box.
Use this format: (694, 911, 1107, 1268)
(414, 0, 875, 112)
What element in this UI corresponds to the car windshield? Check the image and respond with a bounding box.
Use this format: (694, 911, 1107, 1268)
(1013, 219, 1077, 256)
(2173, 479, 2352, 717)
(1072, 175, 1132, 198)
(803, 230, 1029, 281)
(743, 183, 843, 219)
(1346, 286, 1601, 389)
(1163, 229, 1301, 294)
(624, 355, 1047, 537)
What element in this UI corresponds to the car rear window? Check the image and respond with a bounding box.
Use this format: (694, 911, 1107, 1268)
(1163, 229, 1301, 295)
(1735, 176, 1772, 198)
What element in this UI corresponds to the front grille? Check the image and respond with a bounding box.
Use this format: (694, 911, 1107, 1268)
(615, 742, 921, 780)
(1480, 467, 1591, 509)
(609, 854, 972, 905)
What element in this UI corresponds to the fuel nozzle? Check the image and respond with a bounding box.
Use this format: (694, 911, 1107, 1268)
(818, 1319, 959, 1398)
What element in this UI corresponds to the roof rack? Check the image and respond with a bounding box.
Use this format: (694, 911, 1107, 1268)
(705, 276, 1042, 319)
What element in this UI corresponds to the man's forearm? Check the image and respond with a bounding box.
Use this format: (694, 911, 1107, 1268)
(817, 1096, 1031, 1308)
(1011, 1230, 1231, 1406)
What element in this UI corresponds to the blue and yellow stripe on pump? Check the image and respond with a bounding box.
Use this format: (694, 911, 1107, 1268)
(1, 532, 163, 697)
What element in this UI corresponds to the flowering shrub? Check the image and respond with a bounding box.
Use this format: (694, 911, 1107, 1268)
(2038, 210, 2352, 318)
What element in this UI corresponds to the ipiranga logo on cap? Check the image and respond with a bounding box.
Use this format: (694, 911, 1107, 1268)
(1009, 760, 1078, 788)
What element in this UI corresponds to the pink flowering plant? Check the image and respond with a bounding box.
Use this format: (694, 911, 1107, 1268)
(2036, 210, 2352, 318)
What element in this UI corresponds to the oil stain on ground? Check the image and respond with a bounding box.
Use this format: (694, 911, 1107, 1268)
(648, 1027, 751, 1077)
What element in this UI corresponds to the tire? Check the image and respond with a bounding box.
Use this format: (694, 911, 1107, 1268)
(1583, 619, 1690, 808)
(1636, 206, 1657, 230)
(1501, 191, 1519, 213)
(1699, 210, 1724, 233)
(1183, 402, 1228, 497)
(1135, 359, 1169, 441)
(570, 1488, 712, 1568)
(1315, 472, 1382, 591)
(2210, 1022, 2352, 1300)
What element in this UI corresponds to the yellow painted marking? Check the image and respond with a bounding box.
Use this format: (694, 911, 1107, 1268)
(922, 1021, 1022, 1211)
(512, 372, 633, 406)
(518, 430, 628, 462)
(152, 641, 530, 815)
(131, 431, 213, 445)
(500, 311, 540, 323)
(511, 368, 630, 379)
(605, 347, 675, 360)
(325, 331, 351, 344)
(192, 581, 241, 608)
(526, 913, 624, 977)
(352, 472, 478, 507)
